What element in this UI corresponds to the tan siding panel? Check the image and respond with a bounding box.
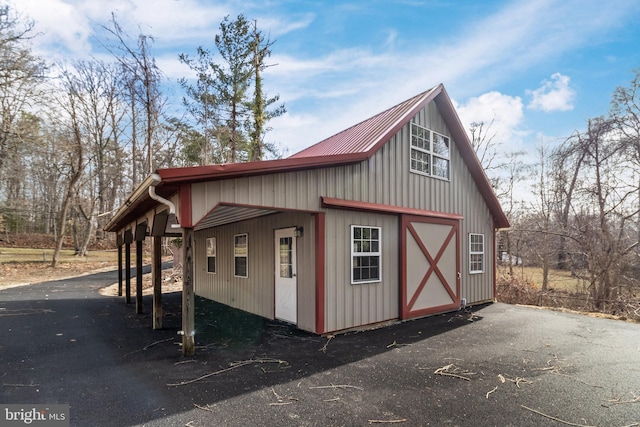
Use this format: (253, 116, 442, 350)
(194, 212, 316, 332)
(190, 99, 496, 322)
(324, 210, 399, 332)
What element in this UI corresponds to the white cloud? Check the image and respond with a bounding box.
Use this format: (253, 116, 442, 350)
(455, 91, 526, 146)
(261, 13, 316, 38)
(12, 0, 638, 155)
(17, 0, 94, 56)
(526, 73, 575, 112)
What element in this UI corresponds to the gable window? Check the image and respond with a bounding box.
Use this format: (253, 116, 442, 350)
(469, 233, 485, 274)
(351, 225, 381, 284)
(206, 237, 216, 274)
(234, 233, 248, 278)
(410, 123, 450, 180)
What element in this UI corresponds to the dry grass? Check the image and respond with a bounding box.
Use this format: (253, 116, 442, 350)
(499, 265, 585, 292)
(0, 247, 118, 264)
(99, 265, 182, 296)
(497, 264, 640, 322)
(0, 247, 130, 289)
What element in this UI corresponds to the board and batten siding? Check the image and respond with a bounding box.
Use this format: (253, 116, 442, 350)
(350, 101, 495, 306)
(193, 211, 316, 332)
(188, 99, 497, 331)
(324, 210, 399, 332)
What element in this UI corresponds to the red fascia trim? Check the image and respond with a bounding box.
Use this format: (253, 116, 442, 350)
(493, 224, 498, 300)
(179, 183, 192, 228)
(322, 197, 464, 221)
(434, 88, 510, 229)
(400, 216, 409, 319)
(315, 213, 326, 334)
(360, 86, 441, 157)
(157, 154, 364, 184)
(405, 302, 461, 319)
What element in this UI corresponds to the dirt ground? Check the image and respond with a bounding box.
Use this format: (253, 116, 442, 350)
(98, 266, 183, 296)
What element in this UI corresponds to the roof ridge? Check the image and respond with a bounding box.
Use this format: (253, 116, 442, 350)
(290, 86, 438, 158)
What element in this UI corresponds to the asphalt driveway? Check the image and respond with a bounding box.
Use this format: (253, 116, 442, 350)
(1, 269, 639, 426)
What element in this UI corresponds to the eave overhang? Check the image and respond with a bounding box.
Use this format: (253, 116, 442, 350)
(104, 83, 510, 234)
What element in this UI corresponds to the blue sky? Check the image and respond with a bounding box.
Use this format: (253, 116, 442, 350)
(14, 0, 640, 160)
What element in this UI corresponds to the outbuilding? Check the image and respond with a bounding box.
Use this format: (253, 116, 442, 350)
(105, 84, 510, 355)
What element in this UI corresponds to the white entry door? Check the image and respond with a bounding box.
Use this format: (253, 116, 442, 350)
(275, 227, 297, 324)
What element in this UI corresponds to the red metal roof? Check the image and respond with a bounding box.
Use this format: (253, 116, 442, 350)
(106, 84, 510, 232)
(291, 87, 439, 158)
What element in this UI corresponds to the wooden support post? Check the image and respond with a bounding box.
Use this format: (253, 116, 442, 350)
(136, 239, 143, 314)
(125, 242, 132, 304)
(182, 227, 195, 356)
(152, 236, 163, 329)
(117, 243, 123, 297)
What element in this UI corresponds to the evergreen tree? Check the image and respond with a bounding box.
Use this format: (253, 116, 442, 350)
(247, 20, 286, 161)
(179, 14, 285, 164)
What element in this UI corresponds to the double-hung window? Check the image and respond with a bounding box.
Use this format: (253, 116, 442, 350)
(469, 233, 485, 274)
(351, 225, 381, 284)
(410, 122, 450, 180)
(234, 233, 248, 278)
(206, 237, 216, 274)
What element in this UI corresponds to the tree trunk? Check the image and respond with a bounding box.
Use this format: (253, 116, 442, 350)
(51, 172, 81, 267)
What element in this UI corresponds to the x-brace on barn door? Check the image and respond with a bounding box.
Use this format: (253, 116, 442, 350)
(401, 215, 460, 319)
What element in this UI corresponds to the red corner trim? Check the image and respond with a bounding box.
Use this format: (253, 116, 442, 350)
(315, 212, 326, 334)
(179, 183, 192, 228)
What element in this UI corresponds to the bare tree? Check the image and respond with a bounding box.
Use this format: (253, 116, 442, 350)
(610, 68, 640, 260)
(530, 142, 554, 290)
(469, 118, 500, 173)
(565, 118, 639, 307)
(101, 14, 164, 186)
(51, 67, 85, 267)
(0, 6, 46, 218)
(72, 60, 125, 254)
(550, 133, 588, 270)
(495, 150, 529, 275)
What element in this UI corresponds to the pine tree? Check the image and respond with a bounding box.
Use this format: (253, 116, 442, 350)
(179, 14, 285, 164)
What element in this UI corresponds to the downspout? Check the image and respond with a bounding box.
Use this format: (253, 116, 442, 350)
(148, 173, 176, 216)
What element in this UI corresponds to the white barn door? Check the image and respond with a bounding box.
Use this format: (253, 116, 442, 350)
(275, 228, 297, 324)
(401, 215, 460, 319)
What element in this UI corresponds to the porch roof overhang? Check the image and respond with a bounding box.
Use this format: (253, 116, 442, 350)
(104, 154, 362, 234)
(194, 204, 281, 231)
(104, 174, 179, 234)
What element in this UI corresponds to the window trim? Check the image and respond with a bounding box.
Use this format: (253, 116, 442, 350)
(234, 233, 248, 278)
(410, 122, 450, 181)
(350, 225, 382, 285)
(469, 233, 485, 274)
(206, 237, 216, 274)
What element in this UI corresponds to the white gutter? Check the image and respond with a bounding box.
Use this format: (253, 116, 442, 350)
(104, 173, 178, 232)
(148, 173, 176, 215)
